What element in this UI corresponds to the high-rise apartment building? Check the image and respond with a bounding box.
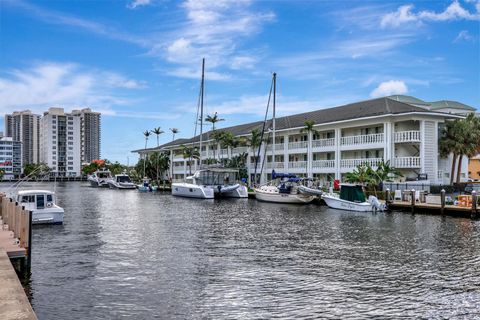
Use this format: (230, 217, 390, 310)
(0, 133, 22, 179)
(40, 108, 81, 177)
(4, 110, 40, 165)
(72, 108, 101, 163)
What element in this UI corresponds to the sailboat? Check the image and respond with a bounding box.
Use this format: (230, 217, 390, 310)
(253, 73, 316, 204)
(171, 59, 247, 199)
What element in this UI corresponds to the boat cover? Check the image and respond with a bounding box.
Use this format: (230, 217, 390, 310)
(272, 170, 297, 179)
(219, 184, 240, 193)
(298, 185, 323, 196)
(340, 185, 366, 202)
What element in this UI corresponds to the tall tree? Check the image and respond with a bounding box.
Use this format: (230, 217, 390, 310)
(205, 112, 225, 131)
(300, 120, 319, 177)
(169, 128, 179, 141)
(181, 145, 200, 175)
(142, 130, 151, 178)
(151, 127, 164, 147)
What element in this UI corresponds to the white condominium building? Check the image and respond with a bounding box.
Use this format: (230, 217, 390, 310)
(0, 135, 22, 179)
(72, 108, 101, 163)
(40, 108, 81, 177)
(133, 95, 476, 185)
(4, 110, 41, 165)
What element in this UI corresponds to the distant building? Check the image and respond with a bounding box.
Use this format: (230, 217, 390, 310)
(40, 108, 81, 177)
(71, 108, 101, 163)
(0, 134, 22, 179)
(4, 110, 41, 165)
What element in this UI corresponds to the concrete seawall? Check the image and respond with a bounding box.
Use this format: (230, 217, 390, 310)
(0, 249, 37, 320)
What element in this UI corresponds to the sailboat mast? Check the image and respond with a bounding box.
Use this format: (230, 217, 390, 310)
(272, 72, 276, 170)
(199, 58, 205, 165)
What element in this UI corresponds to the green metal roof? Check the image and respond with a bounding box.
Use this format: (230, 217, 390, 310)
(387, 95, 430, 106)
(429, 100, 477, 111)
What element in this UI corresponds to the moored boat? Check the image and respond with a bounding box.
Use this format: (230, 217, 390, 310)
(321, 184, 385, 212)
(87, 169, 113, 188)
(108, 172, 136, 189)
(16, 190, 64, 224)
(254, 173, 316, 204)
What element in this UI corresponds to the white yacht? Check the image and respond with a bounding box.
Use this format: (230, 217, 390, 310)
(321, 184, 385, 212)
(172, 168, 248, 199)
(16, 190, 65, 224)
(108, 172, 136, 189)
(88, 169, 113, 188)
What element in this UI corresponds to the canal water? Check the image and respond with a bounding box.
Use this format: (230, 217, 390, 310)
(3, 182, 480, 319)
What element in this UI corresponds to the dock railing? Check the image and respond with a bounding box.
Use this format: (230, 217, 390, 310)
(0, 193, 32, 271)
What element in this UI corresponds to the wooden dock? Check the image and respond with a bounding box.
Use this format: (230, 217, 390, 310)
(388, 200, 479, 218)
(0, 194, 36, 320)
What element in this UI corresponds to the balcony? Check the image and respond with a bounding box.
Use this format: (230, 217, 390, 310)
(394, 131, 420, 143)
(393, 157, 421, 168)
(232, 147, 249, 154)
(312, 160, 335, 169)
(265, 162, 285, 169)
(312, 138, 335, 149)
(288, 161, 307, 169)
(341, 158, 384, 168)
(267, 143, 285, 151)
(340, 133, 384, 147)
(288, 141, 308, 150)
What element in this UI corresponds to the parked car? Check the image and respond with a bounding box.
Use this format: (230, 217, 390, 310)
(464, 183, 480, 194)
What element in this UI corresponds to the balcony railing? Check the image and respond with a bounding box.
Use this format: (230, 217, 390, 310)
(288, 141, 308, 150)
(265, 162, 285, 169)
(393, 157, 421, 168)
(341, 133, 384, 146)
(267, 143, 285, 151)
(232, 147, 249, 154)
(312, 138, 335, 149)
(288, 161, 307, 169)
(312, 160, 335, 169)
(341, 158, 384, 168)
(394, 131, 420, 143)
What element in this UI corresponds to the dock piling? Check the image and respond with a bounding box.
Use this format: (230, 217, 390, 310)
(472, 191, 478, 219)
(386, 188, 391, 205)
(440, 189, 446, 215)
(411, 189, 415, 213)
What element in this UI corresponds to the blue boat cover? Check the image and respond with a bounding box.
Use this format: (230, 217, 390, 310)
(272, 170, 297, 179)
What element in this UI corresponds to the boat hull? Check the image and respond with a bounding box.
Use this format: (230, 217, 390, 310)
(254, 190, 315, 204)
(172, 183, 214, 199)
(108, 181, 136, 189)
(216, 185, 248, 198)
(322, 194, 374, 212)
(32, 208, 64, 225)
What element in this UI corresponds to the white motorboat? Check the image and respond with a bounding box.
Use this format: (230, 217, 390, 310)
(108, 172, 136, 189)
(254, 173, 316, 204)
(172, 168, 248, 199)
(16, 190, 64, 224)
(88, 169, 113, 188)
(172, 175, 215, 199)
(321, 184, 385, 212)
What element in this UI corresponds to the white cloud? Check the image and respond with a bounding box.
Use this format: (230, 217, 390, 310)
(157, 0, 274, 79)
(127, 0, 151, 9)
(0, 62, 145, 113)
(454, 30, 476, 42)
(381, 1, 480, 28)
(370, 80, 408, 98)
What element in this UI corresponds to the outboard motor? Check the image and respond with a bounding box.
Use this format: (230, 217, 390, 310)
(368, 195, 386, 211)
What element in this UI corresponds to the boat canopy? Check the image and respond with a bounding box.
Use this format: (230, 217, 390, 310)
(272, 170, 297, 179)
(340, 185, 366, 203)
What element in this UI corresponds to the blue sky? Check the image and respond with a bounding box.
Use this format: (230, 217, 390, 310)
(0, 0, 479, 163)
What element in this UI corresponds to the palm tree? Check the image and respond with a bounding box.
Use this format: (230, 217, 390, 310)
(345, 163, 375, 186)
(142, 130, 151, 178)
(211, 130, 225, 160)
(300, 120, 319, 177)
(205, 112, 225, 131)
(181, 145, 200, 175)
(455, 113, 480, 183)
(169, 128, 179, 141)
(151, 127, 164, 147)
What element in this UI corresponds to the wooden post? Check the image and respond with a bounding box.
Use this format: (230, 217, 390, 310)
(440, 189, 446, 215)
(472, 191, 478, 219)
(26, 210, 32, 271)
(15, 204, 22, 240)
(20, 207, 27, 249)
(386, 188, 391, 205)
(411, 189, 415, 213)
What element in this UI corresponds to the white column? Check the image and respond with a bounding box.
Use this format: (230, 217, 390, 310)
(307, 131, 313, 178)
(335, 128, 341, 180)
(384, 122, 392, 163)
(420, 120, 425, 175)
(170, 149, 173, 178)
(284, 134, 289, 172)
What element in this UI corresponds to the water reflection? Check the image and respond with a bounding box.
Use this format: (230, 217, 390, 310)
(1, 182, 479, 319)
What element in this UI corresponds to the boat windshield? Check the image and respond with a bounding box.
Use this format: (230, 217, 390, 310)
(117, 176, 131, 183)
(98, 172, 110, 178)
(197, 171, 237, 186)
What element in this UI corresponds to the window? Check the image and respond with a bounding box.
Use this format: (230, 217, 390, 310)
(68, 132, 73, 135)
(46, 194, 53, 202)
(68, 167, 73, 171)
(36, 195, 45, 209)
(68, 147, 73, 150)
(68, 142, 73, 145)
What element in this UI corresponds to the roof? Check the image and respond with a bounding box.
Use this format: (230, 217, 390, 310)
(18, 190, 55, 195)
(132, 96, 464, 153)
(386, 95, 430, 106)
(429, 100, 477, 111)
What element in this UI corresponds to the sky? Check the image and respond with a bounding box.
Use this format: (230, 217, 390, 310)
(0, 0, 479, 163)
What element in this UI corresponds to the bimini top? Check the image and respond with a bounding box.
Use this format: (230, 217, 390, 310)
(18, 190, 55, 196)
(272, 170, 297, 179)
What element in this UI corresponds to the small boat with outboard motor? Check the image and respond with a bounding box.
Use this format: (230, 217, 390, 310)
(321, 184, 386, 212)
(137, 177, 158, 192)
